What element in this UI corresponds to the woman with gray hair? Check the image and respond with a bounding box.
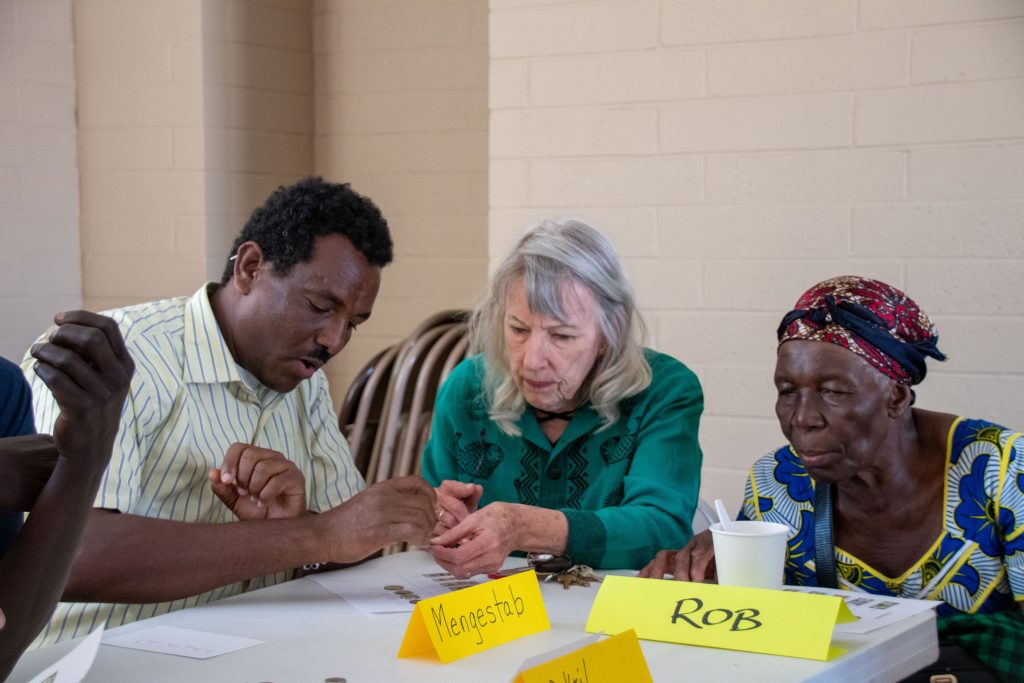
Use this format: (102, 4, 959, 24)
(422, 219, 703, 577)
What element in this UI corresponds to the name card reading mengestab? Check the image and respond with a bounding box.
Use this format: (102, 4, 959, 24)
(513, 629, 652, 683)
(398, 569, 550, 663)
(585, 576, 856, 661)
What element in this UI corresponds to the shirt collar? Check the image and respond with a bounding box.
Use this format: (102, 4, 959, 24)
(182, 282, 244, 386)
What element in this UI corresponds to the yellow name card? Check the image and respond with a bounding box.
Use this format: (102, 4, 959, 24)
(514, 630, 653, 683)
(585, 576, 856, 661)
(397, 569, 550, 663)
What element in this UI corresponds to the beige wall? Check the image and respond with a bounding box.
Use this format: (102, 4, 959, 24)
(0, 0, 80, 361)
(202, 0, 314, 282)
(489, 0, 1024, 509)
(75, 0, 315, 313)
(313, 0, 490, 404)
(75, 0, 207, 312)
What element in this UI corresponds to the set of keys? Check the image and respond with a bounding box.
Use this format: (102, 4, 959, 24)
(488, 555, 602, 589)
(546, 564, 601, 590)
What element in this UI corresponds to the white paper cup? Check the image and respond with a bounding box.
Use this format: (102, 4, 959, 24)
(709, 521, 790, 589)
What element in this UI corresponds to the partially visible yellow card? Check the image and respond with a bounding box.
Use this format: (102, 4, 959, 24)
(397, 569, 550, 663)
(514, 630, 652, 683)
(585, 576, 855, 661)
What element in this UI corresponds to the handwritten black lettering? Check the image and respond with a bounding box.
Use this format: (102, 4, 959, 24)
(511, 584, 525, 616)
(429, 586, 530, 647)
(671, 598, 764, 632)
(430, 603, 449, 642)
(671, 597, 704, 628)
(701, 608, 733, 626)
(548, 656, 589, 683)
(731, 608, 762, 631)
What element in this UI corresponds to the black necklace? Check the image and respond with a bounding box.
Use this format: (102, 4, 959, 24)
(533, 408, 575, 423)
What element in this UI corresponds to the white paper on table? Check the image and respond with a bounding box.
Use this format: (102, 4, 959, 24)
(103, 626, 263, 659)
(508, 632, 603, 682)
(783, 585, 941, 634)
(26, 622, 105, 683)
(310, 570, 485, 615)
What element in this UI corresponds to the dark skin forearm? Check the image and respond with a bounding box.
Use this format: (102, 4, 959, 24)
(0, 456, 102, 679)
(0, 436, 58, 512)
(63, 508, 326, 603)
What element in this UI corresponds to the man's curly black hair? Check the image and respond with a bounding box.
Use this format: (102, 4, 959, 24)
(220, 176, 393, 283)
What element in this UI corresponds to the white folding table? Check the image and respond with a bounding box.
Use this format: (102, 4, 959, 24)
(10, 550, 938, 682)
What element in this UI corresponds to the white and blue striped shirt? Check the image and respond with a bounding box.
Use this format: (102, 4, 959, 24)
(23, 284, 365, 646)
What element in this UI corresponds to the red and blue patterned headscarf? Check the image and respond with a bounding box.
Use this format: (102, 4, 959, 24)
(777, 276, 946, 385)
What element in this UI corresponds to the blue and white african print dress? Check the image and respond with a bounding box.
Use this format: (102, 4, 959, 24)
(740, 418, 1024, 615)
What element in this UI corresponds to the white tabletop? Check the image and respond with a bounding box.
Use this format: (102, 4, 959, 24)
(10, 550, 938, 683)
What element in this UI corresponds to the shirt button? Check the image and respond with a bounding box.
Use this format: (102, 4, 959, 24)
(548, 467, 562, 480)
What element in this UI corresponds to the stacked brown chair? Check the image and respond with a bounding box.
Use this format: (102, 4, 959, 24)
(338, 344, 399, 479)
(358, 310, 470, 486)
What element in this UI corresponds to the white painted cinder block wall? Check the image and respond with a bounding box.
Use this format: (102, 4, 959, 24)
(313, 0, 490, 401)
(0, 0, 80, 361)
(488, 0, 1024, 509)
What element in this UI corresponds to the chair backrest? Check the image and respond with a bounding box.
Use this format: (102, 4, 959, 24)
(439, 333, 470, 384)
(343, 344, 399, 479)
(338, 346, 388, 430)
(363, 310, 470, 481)
(366, 323, 456, 484)
(392, 321, 469, 479)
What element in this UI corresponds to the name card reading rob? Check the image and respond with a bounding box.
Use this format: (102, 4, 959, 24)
(585, 576, 856, 661)
(398, 569, 550, 663)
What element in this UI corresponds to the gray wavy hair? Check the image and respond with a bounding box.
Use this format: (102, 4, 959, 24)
(470, 218, 651, 436)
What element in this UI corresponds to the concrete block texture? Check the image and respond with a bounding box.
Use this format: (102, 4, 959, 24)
(928, 314, 1024, 373)
(489, 61, 529, 109)
(2, 0, 80, 362)
(860, 0, 1024, 29)
(852, 203, 1024, 258)
(527, 48, 705, 106)
(910, 143, 1024, 200)
(491, 106, 658, 158)
(491, 0, 658, 58)
(706, 150, 906, 203)
(855, 81, 1024, 146)
(911, 21, 1024, 83)
(530, 156, 703, 207)
(314, 0, 489, 390)
(709, 32, 908, 96)
(660, 93, 853, 153)
(661, 0, 857, 45)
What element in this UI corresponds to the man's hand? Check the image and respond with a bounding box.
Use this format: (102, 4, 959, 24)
(638, 530, 716, 581)
(315, 476, 436, 564)
(29, 311, 134, 473)
(209, 443, 307, 520)
(428, 502, 520, 578)
(432, 479, 483, 537)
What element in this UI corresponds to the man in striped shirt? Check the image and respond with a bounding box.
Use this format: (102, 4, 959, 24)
(24, 177, 436, 645)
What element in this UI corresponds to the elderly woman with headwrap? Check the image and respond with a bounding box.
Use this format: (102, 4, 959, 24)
(422, 219, 703, 578)
(642, 276, 1024, 678)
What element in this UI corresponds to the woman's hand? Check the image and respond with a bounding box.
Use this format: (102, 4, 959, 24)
(428, 502, 521, 578)
(638, 530, 717, 582)
(432, 480, 483, 537)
